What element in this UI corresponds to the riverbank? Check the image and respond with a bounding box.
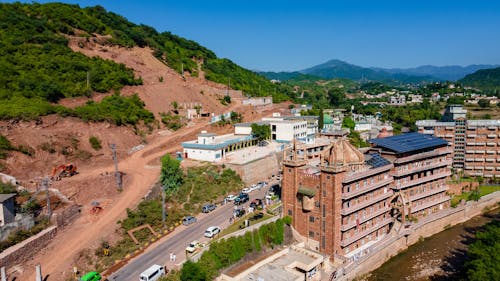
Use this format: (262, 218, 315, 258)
(366, 208, 499, 280)
(337, 191, 500, 281)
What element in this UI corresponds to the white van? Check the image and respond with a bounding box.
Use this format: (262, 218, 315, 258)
(139, 264, 165, 281)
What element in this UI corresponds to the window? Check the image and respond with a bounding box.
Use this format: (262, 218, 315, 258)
(309, 216, 315, 223)
(288, 209, 292, 216)
(309, 231, 315, 238)
(322, 236, 326, 248)
(322, 204, 326, 217)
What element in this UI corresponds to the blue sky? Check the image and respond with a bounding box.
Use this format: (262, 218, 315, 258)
(7, 0, 500, 71)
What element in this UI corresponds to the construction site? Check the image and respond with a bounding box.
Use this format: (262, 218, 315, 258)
(0, 34, 292, 280)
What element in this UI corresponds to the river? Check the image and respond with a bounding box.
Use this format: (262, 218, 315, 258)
(365, 208, 499, 281)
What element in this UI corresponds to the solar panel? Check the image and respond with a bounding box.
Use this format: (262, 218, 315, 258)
(366, 153, 391, 168)
(369, 132, 448, 154)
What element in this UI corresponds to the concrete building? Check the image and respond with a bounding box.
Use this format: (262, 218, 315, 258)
(389, 94, 406, 105)
(416, 105, 500, 178)
(242, 96, 273, 106)
(182, 132, 258, 162)
(0, 193, 16, 227)
(282, 133, 452, 260)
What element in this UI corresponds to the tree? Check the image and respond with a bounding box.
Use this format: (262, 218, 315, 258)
(464, 220, 500, 281)
(160, 154, 183, 194)
(180, 260, 207, 281)
(478, 99, 490, 108)
(251, 123, 271, 141)
(327, 88, 346, 106)
(446, 96, 465, 105)
(342, 117, 355, 130)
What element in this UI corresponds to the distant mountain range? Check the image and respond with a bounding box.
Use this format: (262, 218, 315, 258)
(260, 59, 499, 84)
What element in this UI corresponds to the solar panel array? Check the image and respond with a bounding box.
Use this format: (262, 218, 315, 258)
(366, 153, 391, 168)
(369, 132, 448, 154)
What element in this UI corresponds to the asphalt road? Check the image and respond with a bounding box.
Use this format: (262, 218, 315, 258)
(108, 185, 273, 281)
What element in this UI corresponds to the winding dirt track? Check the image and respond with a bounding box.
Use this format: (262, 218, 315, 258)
(23, 120, 209, 280)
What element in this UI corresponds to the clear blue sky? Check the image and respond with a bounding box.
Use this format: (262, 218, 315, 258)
(8, 0, 500, 71)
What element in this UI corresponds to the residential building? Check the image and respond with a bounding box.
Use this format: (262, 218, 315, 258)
(241, 96, 273, 106)
(0, 193, 16, 227)
(416, 105, 500, 178)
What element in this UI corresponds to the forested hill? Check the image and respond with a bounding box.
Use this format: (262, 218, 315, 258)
(0, 2, 289, 121)
(459, 67, 500, 95)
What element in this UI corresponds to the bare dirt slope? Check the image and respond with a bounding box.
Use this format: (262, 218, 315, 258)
(3, 37, 292, 280)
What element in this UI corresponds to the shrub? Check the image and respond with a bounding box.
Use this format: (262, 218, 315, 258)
(89, 136, 102, 150)
(40, 142, 56, 154)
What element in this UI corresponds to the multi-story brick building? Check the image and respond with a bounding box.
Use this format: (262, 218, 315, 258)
(369, 133, 452, 218)
(282, 133, 452, 259)
(416, 105, 500, 179)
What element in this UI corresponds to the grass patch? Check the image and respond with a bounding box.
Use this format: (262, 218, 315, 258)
(451, 185, 500, 207)
(220, 213, 273, 237)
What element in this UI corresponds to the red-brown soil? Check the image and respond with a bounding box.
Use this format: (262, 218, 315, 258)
(2, 36, 292, 280)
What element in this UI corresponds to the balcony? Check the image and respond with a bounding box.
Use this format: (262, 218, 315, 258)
(341, 192, 393, 215)
(411, 196, 450, 213)
(343, 164, 393, 184)
(340, 206, 391, 231)
(393, 171, 451, 190)
(409, 185, 448, 202)
(342, 178, 393, 200)
(340, 217, 393, 247)
(392, 160, 452, 177)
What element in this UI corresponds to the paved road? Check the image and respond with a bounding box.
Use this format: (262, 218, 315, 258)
(108, 185, 273, 281)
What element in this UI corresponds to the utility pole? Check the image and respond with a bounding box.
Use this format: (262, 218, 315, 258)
(161, 185, 166, 226)
(42, 177, 52, 220)
(110, 144, 122, 191)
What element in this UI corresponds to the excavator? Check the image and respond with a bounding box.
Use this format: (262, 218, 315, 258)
(51, 163, 78, 181)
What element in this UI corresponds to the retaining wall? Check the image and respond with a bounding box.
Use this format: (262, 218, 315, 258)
(339, 191, 500, 280)
(226, 153, 280, 184)
(0, 226, 57, 268)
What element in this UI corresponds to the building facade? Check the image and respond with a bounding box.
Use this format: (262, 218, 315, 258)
(182, 132, 258, 162)
(282, 133, 452, 259)
(416, 105, 500, 178)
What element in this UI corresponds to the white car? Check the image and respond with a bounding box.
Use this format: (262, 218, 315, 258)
(226, 194, 237, 201)
(204, 226, 221, 238)
(242, 187, 251, 194)
(250, 184, 259, 191)
(186, 240, 204, 253)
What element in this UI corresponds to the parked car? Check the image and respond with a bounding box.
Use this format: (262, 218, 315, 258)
(250, 212, 264, 221)
(186, 240, 204, 253)
(250, 198, 263, 209)
(202, 203, 216, 213)
(226, 194, 237, 201)
(182, 216, 197, 226)
(250, 184, 258, 191)
(139, 264, 165, 281)
(204, 226, 221, 238)
(234, 208, 246, 217)
(242, 187, 251, 194)
(234, 193, 249, 205)
(265, 191, 275, 200)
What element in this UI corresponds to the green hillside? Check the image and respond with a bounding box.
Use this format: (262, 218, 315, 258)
(0, 2, 289, 121)
(459, 67, 500, 96)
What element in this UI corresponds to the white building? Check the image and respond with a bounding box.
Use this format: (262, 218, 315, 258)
(181, 132, 257, 162)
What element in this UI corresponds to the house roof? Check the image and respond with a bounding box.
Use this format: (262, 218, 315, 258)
(0, 193, 16, 203)
(369, 132, 448, 154)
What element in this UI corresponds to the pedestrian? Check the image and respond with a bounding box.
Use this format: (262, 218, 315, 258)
(169, 252, 173, 262)
(173, 253, 176, 262)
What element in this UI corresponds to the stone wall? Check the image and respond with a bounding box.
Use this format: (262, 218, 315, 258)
(51, 204, 81, 228)
(0, 226, 57, 268)
(226, 153, 280, 184)
(338, 191, 500, 280)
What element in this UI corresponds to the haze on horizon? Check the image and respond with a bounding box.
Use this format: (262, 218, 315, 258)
(9, 0, 500, 72)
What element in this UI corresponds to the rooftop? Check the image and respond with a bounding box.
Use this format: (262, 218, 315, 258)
(415, 120, 455, 127)
(182, 134, 255, 150)
(0, 193, 16, 203)
(369, 132, 448, 154)
(467, 120, 500, 127)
